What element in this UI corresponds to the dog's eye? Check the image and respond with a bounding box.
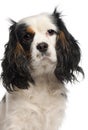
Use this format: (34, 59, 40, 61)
(47, 29, 57, 36)
(23, 33, 34, 41)
(23, 33, 33, 41)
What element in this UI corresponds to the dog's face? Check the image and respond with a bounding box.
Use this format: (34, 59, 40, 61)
(16, 14, 58, 75)
(1, 10, 83, 91)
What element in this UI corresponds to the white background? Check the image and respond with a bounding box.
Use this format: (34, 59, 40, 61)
(0, 0, 88, 130)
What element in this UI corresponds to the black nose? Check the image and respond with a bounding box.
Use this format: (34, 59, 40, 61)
(37, 42, 48, 52)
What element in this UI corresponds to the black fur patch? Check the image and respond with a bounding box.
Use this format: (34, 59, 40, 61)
(1, 22, 34, 92)
(52, 9, 84, 83)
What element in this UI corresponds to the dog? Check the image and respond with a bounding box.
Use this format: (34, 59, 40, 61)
(0, 9, 83, 130)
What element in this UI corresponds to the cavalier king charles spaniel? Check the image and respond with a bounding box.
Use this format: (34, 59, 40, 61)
(0, 9, 83, 130)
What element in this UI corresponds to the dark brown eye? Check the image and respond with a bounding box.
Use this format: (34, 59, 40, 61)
(23, 33, 32, 41)
(47, 29, 57, 36)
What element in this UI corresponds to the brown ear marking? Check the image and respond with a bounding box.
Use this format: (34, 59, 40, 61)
(57, 31, 69, 48)
(14, 43, 31, 60)
(14, 43, 24, 58)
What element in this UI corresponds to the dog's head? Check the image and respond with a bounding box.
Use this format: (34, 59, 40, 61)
(1, 9, 84, 91)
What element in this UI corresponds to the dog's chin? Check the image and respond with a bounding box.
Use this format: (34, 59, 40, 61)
(40, 55, 56, 64)
(38, 52, 57, 63)
(31, 53, 57, 77)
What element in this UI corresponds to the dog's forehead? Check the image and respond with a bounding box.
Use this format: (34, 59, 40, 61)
(18, 13, 57, 32)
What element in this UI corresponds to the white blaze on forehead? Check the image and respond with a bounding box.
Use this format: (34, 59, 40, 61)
(18, 13, 57, 33)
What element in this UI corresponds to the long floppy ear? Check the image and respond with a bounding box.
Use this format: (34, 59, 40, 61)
(53, 10, 84, 83)
(1, 21, 34, 92)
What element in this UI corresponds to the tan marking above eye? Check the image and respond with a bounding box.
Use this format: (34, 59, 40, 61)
(26, 27, 35, 34)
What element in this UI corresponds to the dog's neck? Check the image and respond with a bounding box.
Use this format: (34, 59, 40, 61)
(31, 73, 59, 86)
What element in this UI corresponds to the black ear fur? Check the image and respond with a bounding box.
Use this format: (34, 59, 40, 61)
(53, 10, 84, 83)
(1, 22, 34, 92)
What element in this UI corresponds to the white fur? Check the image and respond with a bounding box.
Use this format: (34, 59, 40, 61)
(0, 78, 67, 130)
(0, 14, 67, 130)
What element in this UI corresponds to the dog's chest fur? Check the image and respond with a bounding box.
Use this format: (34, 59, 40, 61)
(0, 77, 67, 130)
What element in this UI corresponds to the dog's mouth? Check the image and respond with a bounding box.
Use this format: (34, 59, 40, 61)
(41, 55, 52, 62)
(39, 53, 57, 65)
(37, 51, 50, 57)
(36, 50, 57, 64)
(37, 52, 53, 62)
